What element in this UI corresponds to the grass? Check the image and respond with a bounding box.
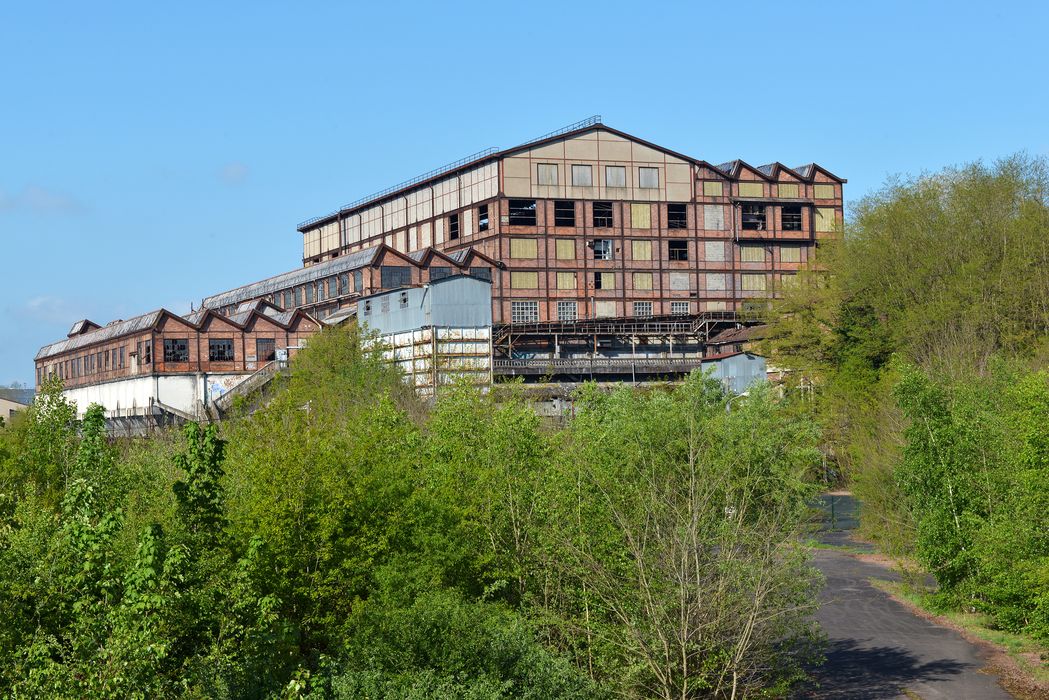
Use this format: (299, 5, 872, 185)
(802, 538, 873, 556)
(870, 579, 1049, 687)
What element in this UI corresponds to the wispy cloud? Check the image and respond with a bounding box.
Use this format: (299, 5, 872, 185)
(218, 162, 249, 185)
(0, 185, 86, 215)
(17, 296, 89, 325)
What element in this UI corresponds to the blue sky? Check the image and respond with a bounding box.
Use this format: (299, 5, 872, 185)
(1, 1, 1047, 386)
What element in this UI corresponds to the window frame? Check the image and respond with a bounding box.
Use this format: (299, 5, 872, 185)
(508, 199, 538, 226)
(163, 338, 189, 363)
(554, 200, 576, 227)
(667, 203, 688, 229)
(208, 338, 235, 362)
(593, 201, 613, 228)
(668, 240, 689, 261)
(478, 204, 490, 232)
(605, 165, 626, 188)
(591, 238, 613, 260)
(638, 167, 659, 189)
(571, 164, 593, 187)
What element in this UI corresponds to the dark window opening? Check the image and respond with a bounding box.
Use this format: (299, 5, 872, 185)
(782, 205, 803, 231)
(741, 204, 767, 231)
(163, 338, 188, 363)
(449, 213, 460, 240)
(590, 239, 613, 260)
(363, 301, 372, 316)
(399, 291, 409, 309)
(429, 266, 452, 281)
(668, 203, 688, 229)
(508, 199, 537, 226)
(257, 338, 276, 363)
(668, 240, 689, 261)
(209, 338, 234, 362)
(470, 267, 492, 282)
(339, 273, 349, 295)
(380, 265, 412, 289)
(478, 204, 489, 232)
(594, 272, 609, 289)
(554, 200, 576, 227)
(593, 201, 613, 228)
(143, 342, 151, 364)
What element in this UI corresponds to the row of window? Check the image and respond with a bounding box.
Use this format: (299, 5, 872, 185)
(160, 338, 277, 363)
(509, 238, 804, 263)
(506, 270, 783, 291)
(509, 300, 693, 324)
(42, 345, 129, 383)
(503, 199, 835, 232)
(537, 163, 662, 189)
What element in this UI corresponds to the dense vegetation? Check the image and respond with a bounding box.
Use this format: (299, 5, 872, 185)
(0, 326, 823, 698)
(763, 154, 1049, 640)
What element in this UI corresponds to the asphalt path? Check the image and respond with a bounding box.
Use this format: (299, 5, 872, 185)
(799, 544, 1015, 699)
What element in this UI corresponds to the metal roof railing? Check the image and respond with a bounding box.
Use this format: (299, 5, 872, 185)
(296, 115, 605, 231)
(297, 146, 500, 230)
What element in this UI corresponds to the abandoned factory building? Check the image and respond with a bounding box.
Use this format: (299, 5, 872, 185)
(35, 116, 844, 418)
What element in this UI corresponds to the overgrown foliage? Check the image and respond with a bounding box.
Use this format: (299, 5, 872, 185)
(762, 154, 1049, 639)
(0, 324, 823, 697)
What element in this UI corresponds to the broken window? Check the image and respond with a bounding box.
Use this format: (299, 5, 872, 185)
(668, 203, 688, 229)
(741, 204, 767, 230)
(399, 291, 409, 308)
(478, 204, 489, 232)
(164, 338, 188, 363)
(605, 165, 626, 187)
(593, 201, 613, 228)
(782, 205, 803, 231)
(449, 213, 460, 240)
(594, 272, 615, 289)
(380, 266, 412, 289)
(119, 347, 125, 368)
(363, 300, 372, 316)
(143, 341, 152, 364)
(554, 200, 576, 227)
(508, 199, 537, 226)
(209, 338, 234, 362)
(591, 239, 613, 260)
(633, 301, 653, 317)
(257, 338, 276, 362)
(668, 240, 689, 261)
(638, 167, 659, 189)
(511, 301, 539, 324)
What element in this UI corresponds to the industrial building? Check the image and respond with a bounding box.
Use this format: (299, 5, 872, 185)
(34, 117, 843, 414)
(34, 301, 318, 421)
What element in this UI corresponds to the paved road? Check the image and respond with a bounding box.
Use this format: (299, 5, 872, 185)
(800, 546, 1014, 699)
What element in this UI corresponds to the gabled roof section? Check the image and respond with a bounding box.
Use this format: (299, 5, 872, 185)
(37, 306, 319, 362)
(202, 244, 385, 309)
(68, 319, 102, 337)
(792, 163, 847, 183)
(38, 310, 164, 360)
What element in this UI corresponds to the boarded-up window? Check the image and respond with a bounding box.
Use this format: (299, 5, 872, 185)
(780, 246, 802, 263)
(703, 181, 723, 197)
(704, 273, 727, 291)
(632, 240, 652, 261)
(572, 164, 593, 187)
(509, 238, 538, 259)
(704, 205, 725, 230)
(555, 239, 575, 260)
(740, 246, 765, 262)
(633, 272, 653, 290)
(630, 203, 651, 228)
(741, 273, 767, 291)
(704, 241, 726, 262)
(739, 182, 764, 197)
(815, 207, 836, 232)
(595, 301, 617, 318)
(510, 271, 539, 289)
(639, 167, 659, 189)
(814, 184, 836, 199)
(778, 183, 799, 198)
(606, 165, 626, 187)
(595, 272, 615, 290)
(669, 272, 691, 291)
(537, 163, 558, 186)
(556, 271, 576, 290)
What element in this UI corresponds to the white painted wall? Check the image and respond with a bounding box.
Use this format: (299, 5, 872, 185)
(62, 373, 250, 419)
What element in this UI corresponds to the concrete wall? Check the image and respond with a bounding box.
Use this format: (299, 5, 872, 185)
(61, 372, 252, 419)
